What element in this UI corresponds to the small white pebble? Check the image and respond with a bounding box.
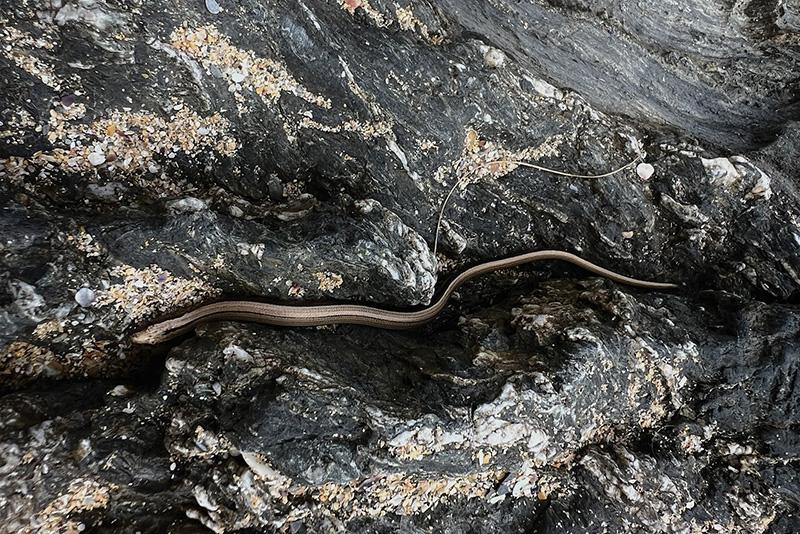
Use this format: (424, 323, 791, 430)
(636, 162, 655, 180)
(88, 152, 106, 166)
(108, 385, 130, 397)
(622, 231, 634, 239)
(74, 287, 96, 307)
(483, 47, 506, 69)
(230, 71, 247, 83)
(205, 0, 221, 15)
(167, 197, 208, 214)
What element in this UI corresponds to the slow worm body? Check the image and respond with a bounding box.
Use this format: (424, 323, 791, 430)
(131, 250, 677, 345)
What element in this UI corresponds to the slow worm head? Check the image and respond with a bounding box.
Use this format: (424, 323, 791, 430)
(131, 250, 678, 345)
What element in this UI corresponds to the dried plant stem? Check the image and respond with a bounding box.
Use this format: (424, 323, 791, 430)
(432, 156, 641, 258)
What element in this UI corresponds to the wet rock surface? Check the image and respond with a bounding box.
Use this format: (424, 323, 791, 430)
(1, 0, 798, 532)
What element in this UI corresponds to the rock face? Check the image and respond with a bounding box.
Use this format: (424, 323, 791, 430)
(1, 0, 798, 532)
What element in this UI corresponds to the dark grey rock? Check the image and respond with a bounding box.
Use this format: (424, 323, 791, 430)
(0, 0, 798, 532)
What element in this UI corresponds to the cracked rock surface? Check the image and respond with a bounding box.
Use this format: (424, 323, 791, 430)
(1, 0, 798, 532)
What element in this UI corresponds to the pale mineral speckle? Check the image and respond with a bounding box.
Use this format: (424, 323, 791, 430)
(314, 271, 344, 292)
(8, 280, 46, 322)
(53, 1, 127, 32)
(0, 341, 60, 381)
(237, 242, 266, 260)
(95, 264, 220, 322)
(193, 485, 220, 512)
(353, 199, 378, 214)
(522, 75, 564, 100)
(0, 107, 37, 143)
(0, 25, 56, 51)
(170, 25, 331, 109)
(394, 5, 445, 44)
(417, 138, 439, 152)
(222, 344, 255, 363)
(322, 57, 420, 178)
(435, 128, 565, 193)
(387, 423, 467, 460)
(679, 430, 705, 454)
(483, 47, 507, 68)
(3, 45, 63, 89)
(108, 385, 131, 397)
(298, 116, 393, 141)
(36, 479, 116, 534)
(338, 0, 390, 28)
(701, 156, 741, 187)
(307, 470, 505, 519)
(242, 451, 289, 482)
(731, 157, 774, 201)
(288, 283, 307, 298)
(65, 228, 105, 258)
(87, 151, 106, 166)
(660, 196, 711, 248)
(1, 106, 237, 197)
(32, 319, 65, 338)
(167, 197, 209, 214)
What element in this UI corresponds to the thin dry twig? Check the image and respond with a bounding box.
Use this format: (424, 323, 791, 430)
(432, 156, 641, 258)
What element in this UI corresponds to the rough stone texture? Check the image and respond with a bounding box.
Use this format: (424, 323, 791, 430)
(0, 0, 798, 532)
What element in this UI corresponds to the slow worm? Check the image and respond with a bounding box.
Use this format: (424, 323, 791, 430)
(131, 250, 677, 345)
